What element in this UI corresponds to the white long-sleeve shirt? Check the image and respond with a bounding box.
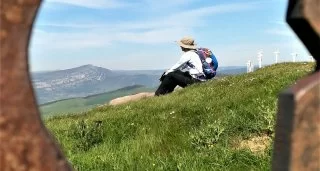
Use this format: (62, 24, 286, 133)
(165, 50, 205, 79)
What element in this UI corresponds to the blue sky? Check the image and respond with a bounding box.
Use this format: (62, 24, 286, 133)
(29, 0, 312, 71)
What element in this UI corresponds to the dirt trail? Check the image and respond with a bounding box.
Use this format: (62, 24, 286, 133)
(108, 92, 155, 106)
(237, 134, 272, 154)
(108, 86, 183, 106)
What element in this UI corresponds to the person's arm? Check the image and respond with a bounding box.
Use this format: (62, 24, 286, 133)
(165, 53, 191, 75)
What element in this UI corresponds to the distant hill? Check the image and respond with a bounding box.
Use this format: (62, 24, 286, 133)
(216, 66, 261, 76)
(40, 85, 156, 116)
(38, 66, 248, 116)
(114, 66, 249, 76)
(112, 69, 165, 76)
(217, 67, 246, 76)
(31, 65, 161, 104)
(31, 64, 251, 105)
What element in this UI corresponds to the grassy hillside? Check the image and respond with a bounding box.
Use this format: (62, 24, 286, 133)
(40, 85, 156, 117)
(44, 62, 315, 171)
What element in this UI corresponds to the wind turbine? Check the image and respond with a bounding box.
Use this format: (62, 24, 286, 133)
(247, 60, 251, 73)
(251, 61, 254, 72)
(247, 60, 253, 73)
(291, 52, 298, 62)
(274, 50, 280, 63)
(257, 50, 263, 68)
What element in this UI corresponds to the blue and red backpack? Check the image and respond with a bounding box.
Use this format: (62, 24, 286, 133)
(195, 48, 219, 79)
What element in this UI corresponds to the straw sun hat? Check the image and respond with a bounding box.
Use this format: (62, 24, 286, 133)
(176, 36, 197, 49)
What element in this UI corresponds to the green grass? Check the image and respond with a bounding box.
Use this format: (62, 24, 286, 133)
(40, 85, 156, 117)
(44, 62, 315, 171)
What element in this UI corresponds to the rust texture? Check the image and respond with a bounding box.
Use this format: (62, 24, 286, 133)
(291, 72, 320, 170)
(286, 0, 320, 71)
(0, 0, 73, 170)
(272, 0, 320, 170)
(272, 72, 320, 171)
(0, 0, 319, 170)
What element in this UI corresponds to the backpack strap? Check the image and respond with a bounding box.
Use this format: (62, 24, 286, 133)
(197, 50, 206, 61)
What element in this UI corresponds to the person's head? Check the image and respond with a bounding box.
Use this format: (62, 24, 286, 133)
(176, 36, 197, 51)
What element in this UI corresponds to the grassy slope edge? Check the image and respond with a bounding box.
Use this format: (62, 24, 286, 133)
(40, 85, 156, 117)
(44, 62, 315, 171)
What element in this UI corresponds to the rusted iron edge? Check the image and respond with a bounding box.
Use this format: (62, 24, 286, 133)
(272, 71, 320, 170)
(292, 71, 320, 100)
(1, 0, 73, 170)
(286, 0, 320, 72)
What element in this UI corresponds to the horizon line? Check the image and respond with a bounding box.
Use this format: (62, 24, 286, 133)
(30, 64, 249, 72)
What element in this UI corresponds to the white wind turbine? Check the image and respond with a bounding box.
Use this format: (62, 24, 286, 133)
(291, 52, 298, 62)
(247, 60, 251, 73)
(274, 50, 280, 63)
(251, 61, 254, 72)
(257, 50, 263, 68)
(247, 60, 254, 73)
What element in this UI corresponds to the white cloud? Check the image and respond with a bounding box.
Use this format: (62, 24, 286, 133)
(173, 1, 257, 17)
(30, 1, 269, 70)
(30, 27, 192, 52)
(265, 28, 294, 37)
(144, 0, 195, 6)
(32, 1, 260, 49)
(45, 0, 132, 9)
(264, 20, 297, 37)
(270, 20, 287, 25)
(50, 2, 258, 29)
(142, 0, 198, 10)
(113, 28, 193, 44)
(38, 1, 258, 30)
(30, 29, 112, 50)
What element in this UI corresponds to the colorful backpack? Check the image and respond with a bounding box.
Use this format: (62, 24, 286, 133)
(195, 48, 219, 79)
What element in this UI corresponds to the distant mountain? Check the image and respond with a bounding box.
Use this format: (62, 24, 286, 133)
(218, 66, 246, 70)
(113, 70, 165, 76)
(31, 65, 252, 105)
(31, 65, 161, 104)
(114, 66, 248, 77)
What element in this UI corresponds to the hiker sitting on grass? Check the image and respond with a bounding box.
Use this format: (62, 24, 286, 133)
(155, 36, 218, 96)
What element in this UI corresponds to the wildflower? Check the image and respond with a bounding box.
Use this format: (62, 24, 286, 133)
(249, 78, 256, 81)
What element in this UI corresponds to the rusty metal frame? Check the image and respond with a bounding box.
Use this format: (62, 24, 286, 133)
(272, 0, 320, 170)
(286, 0, 320, 72)
(0, 0, 72, 170)
(0, 0, 319, 170)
